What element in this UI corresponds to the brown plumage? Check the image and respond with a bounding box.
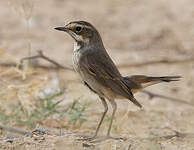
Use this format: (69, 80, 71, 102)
(55, 21, 181, 140)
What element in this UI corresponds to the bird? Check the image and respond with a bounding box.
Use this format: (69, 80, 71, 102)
(55, 21, 181, 140)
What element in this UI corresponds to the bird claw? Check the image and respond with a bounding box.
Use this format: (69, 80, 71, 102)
(77, 134, 97, 141)
(77, 134, 126, 143)
(107, 135, 126, 141)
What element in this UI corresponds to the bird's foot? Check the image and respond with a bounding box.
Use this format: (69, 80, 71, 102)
(76, 133, 126, 143)
(88, 135, 126, 143)
(77, 134, 97, 141)
(78, 135, 126, 143)
(108, 135, 125, 141)
(102, 134, 127, 142)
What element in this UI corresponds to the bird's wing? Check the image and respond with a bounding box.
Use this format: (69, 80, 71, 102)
(81, 50, 142, 108)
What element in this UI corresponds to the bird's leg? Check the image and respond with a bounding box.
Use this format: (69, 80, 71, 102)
(93, 97, 108, 137)
(104, 99, 125, 141)
(79, 96, 108, 141)
(107, 99, 117, 137)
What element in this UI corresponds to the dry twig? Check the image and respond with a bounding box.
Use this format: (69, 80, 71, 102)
(118, 57, 194, 69)
(0, 125, 31, 136)
(142, 90, 194, 106)
(0, 51, 193, 71)
(145, 130, 194, 140)
(20, 50, 73, 71)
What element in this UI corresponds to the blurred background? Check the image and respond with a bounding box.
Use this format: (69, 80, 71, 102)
(0, 0, 194, 149)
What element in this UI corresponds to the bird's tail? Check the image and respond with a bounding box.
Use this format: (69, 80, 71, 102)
(124, 75, 182, 93)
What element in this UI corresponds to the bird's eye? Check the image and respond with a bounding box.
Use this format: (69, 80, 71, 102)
(75, 26, 82, 32)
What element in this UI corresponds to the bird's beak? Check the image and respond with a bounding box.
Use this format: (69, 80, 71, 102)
(54, 26, 68, 32)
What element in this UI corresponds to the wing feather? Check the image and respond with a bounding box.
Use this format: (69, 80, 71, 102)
(81, 50, 142, 108)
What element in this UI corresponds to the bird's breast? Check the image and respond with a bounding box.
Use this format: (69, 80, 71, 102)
(72, 48, 116, 99)
(72, 44, 89, 73)
(72, 50, 81, 73)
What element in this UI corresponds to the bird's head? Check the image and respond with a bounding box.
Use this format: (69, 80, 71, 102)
(55, 21, 103, 47)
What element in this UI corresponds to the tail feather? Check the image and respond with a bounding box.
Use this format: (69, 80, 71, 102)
(124, 75, 182, 93)
(146, 76, 182, 82)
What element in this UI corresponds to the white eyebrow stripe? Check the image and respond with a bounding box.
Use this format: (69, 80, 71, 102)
(69, 23, 93, 30)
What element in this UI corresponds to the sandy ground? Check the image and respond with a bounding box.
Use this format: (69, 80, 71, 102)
(0, 0, 194, 149)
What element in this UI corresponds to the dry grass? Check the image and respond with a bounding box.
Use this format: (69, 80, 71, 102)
(0, 50, 93, 129)
(8, 0, 34, 78)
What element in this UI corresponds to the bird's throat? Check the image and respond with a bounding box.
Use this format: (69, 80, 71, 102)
(73, 42, 82, 51)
